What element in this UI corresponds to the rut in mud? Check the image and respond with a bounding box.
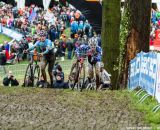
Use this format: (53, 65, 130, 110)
(0, 88, 148, 130)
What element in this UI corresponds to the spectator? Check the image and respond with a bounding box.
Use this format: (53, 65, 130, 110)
(59, 37, 66, 61)
(3, 71, 19, 86)
(71, 21, 78, 37)
(53, 64, 68, 89)
(83, 20, 91, 37)
(99, 62, 111, 90)
(48, 25, 57, 42)
(66, 38, 74, 59)
(37, 75, 49, 88)
(54, 40, 62, 60)
(0, 48, 6, 65)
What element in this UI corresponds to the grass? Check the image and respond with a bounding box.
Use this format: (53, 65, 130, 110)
(0, 34, 12, 44)
(63, 28, 71, 38)
(128, 90, 160, 129)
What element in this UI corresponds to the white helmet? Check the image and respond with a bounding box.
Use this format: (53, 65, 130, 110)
(88, 37, 98, 48)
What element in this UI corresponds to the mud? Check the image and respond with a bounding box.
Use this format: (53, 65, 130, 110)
(0, 88, 149, 130)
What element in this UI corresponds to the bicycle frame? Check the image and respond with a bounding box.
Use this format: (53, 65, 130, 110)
(24, 51, 41, 87)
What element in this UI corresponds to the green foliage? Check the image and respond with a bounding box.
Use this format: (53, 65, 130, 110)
(119, 5, 130, 74)
(0, 34, 12, 44)
(129, 91, 160, 128)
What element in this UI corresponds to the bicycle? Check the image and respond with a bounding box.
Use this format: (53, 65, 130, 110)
(68, 57, 86, 91)
(23, 50, 41, 87)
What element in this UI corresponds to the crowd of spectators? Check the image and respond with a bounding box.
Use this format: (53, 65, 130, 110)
(0, 1, 99, 65)
(150, 7, 160, 48)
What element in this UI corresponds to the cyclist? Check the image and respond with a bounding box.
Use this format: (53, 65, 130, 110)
(75, 37, 102, 89)
(27, 30, 55, 87)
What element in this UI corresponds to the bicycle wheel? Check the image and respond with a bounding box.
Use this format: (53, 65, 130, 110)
(33, 65, 40, 87)
(68, 62, 78, 89)
(24, 64, 33, 87)
(77, 63, 85, 91)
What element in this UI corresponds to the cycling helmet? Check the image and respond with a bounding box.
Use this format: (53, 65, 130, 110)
(38, 30, 47, 37)
(88, 37, 98, 48)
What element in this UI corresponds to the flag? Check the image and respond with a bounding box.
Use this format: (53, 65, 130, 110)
(5, 43, 10, 60)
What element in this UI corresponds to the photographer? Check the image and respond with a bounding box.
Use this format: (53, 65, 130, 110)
(53, 64, 68, 89)
(3, 71, 19, 86)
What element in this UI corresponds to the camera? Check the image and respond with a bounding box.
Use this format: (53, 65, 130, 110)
(10, 75, 14, 78)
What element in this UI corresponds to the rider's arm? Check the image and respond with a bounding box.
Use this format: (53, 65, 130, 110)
(95, 47, 102, 61)
(75, 47, 80, 58)
(28, 41, 39, 51)
(42, 40, 53, 55)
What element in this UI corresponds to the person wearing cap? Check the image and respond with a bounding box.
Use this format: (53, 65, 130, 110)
(66, 38, 74, 59)
(3, 71, 19, 87)
(53, 64, 68, 89)
(27, 30, 55, 87)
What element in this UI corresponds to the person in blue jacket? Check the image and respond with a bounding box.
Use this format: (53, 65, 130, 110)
(27, 30, 55, 87)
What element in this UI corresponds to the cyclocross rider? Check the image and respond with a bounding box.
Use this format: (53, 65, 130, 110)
(27, 30, 55, 87)
(75, 37, 102, 89)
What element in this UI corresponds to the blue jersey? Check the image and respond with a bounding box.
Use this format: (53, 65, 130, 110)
(75, 44, 102, 62)
(29, 39, 53, 55)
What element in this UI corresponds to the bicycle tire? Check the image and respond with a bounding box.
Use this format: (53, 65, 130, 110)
(68, 62, 78, 90)
(78, 63, 85, 91)
(24, 64, 33, 87)
(71, 62, 85, 91)
(33, 65, 40, 87)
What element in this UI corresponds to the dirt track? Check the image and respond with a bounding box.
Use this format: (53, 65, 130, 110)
(0, 88, 149, 130)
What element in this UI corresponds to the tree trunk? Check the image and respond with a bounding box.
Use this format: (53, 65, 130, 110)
(121, 0, 151, 88)
(102, 0, 121, 89)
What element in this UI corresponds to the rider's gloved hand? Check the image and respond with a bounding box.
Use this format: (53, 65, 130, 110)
(87, 51, 92, 56)
(78, 57, 84, 63)
(39, 53, 43, 56)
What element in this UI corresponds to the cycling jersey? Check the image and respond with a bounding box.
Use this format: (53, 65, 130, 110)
(75, 44, 102, 62)
(29, 39, 53, 55)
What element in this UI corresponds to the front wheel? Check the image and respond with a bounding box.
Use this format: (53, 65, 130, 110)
(77, 63, 85, 91)
(68, 62, 78, 90)
(24, 64, 33, 87)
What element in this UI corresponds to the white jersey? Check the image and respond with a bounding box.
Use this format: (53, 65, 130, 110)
(99, 69, 111, 84)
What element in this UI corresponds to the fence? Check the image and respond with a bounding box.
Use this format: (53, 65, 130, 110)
(0, 59, 89, 82)
(128, 51, 160, 112)
(1, 26, 23, 41)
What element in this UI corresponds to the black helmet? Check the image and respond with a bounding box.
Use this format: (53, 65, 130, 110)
(38, 30, 47, 37)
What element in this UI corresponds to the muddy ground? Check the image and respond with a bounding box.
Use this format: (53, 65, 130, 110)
(0, 87, 149, 130)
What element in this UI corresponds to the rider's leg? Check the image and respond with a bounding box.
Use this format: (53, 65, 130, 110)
(88, 63, 94, 83)
(48, 55, 55, 87)
(40, 57, 47, 82)
(95, 62, 101, 90)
